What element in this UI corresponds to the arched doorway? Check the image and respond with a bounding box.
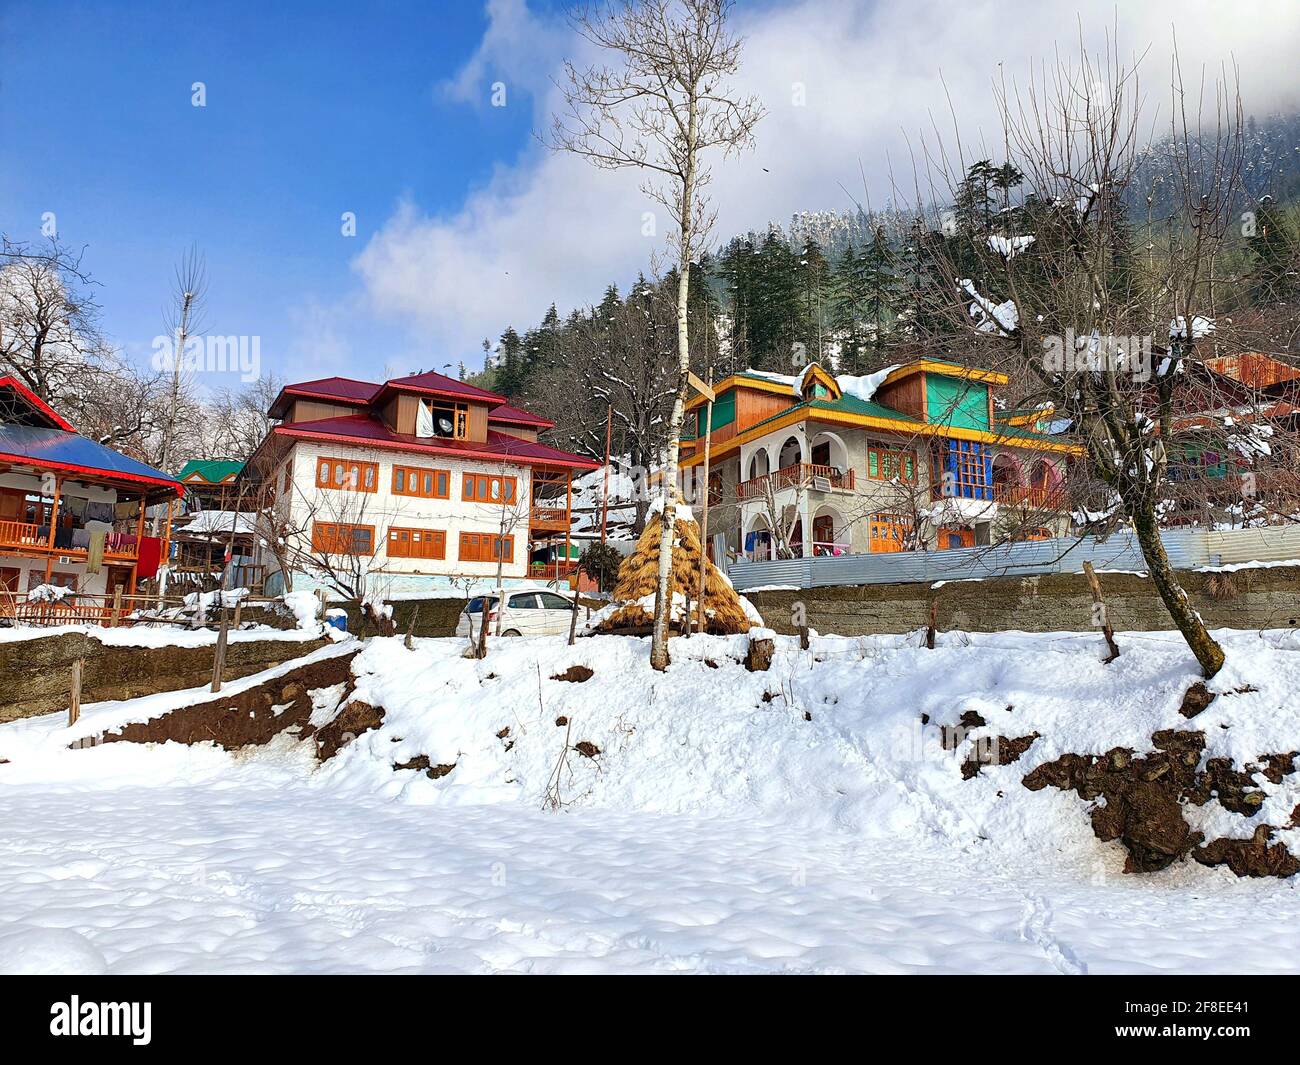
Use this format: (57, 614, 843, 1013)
(811, 504, 848, 556)
(778, 436, 803, 471)
(992, 454, 1023, 501)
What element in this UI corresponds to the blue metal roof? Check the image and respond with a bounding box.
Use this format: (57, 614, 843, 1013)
(0, 422, 182, 498)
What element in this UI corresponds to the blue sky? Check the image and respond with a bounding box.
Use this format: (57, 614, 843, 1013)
(2, 0, 1296, 397)
(0, 0, 561, 385)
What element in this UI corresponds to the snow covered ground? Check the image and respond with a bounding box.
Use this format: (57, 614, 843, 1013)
(2, 627, 1300, 974)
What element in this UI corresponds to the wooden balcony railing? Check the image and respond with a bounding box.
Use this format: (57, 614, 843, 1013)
(529, 506, 570, 531)
(0, 520, 45, 547)
(0, 520, 142, 560)
(736, 464, 855, 502)
(993, 483, 1067, 509)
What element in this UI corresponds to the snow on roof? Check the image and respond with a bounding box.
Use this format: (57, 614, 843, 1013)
(178, 510, 256, 536)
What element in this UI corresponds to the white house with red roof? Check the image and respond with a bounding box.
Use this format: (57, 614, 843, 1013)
(247, 370, 599, 595)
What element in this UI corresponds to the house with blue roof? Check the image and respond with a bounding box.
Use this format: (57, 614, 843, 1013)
(0, 376, 183, 617)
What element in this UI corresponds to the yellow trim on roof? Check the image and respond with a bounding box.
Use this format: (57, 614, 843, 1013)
(881, 359, 1009, 387)
(681, 403, 1082, 467)
(685, 373, 796, 410)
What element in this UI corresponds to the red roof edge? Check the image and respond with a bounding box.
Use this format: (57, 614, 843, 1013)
(0, 376, 76, 431)
(0, 450, 184, 498)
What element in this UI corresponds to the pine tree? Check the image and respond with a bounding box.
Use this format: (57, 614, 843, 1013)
(1249, 196, 1299, 302)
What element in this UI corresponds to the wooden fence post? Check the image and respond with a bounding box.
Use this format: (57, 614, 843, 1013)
(110, 587, 123, 628)
(211, 608, 230, 692)
(1082, 561, 1121, 663)
(69, 658, 83, 726)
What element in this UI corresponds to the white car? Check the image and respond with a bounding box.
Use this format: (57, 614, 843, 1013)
(455, 585, 578, 638)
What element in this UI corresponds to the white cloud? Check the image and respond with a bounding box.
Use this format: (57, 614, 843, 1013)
(353, 0, 1300, 361)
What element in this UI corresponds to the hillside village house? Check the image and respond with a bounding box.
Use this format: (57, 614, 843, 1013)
(0, 375, 182, 616)
(246, 371, 599, 596)
(680, 359, 1083, 561)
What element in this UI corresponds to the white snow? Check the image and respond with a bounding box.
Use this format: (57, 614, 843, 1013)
(2, 627, 1300, 974)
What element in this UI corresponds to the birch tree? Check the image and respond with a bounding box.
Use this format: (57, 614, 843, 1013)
(550, 0, 763, 669)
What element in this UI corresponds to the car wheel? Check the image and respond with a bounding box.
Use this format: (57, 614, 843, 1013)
(502, 629, 522, 637)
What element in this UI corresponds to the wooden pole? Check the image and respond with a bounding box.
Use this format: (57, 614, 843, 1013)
(110, 586, 123, 627)
(694, 372, 714, 636)
(601, 405, 612, 547)
(925, 599, 938, 650)
(211, 605, 229, 692)
(1082, 561, 1121, 663)
(43, 476, 63, 584)
(68, 657, 82, 726)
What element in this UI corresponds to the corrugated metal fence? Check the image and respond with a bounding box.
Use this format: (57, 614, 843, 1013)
(725, 526, 1300, 592)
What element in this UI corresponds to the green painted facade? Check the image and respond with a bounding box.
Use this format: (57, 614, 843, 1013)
(925, 375, 990, 431)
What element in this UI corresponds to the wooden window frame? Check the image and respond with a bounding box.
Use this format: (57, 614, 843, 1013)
(392, 465, 450, 500)
(866, 445, 917, 484)
(315, 455, 378, 493)
(868, 512, 913, 553)
(387, 526, 447, 560)
(461, 472, 518, 505)
(311, 521, 375, 556)
(458, 532, 515, 563)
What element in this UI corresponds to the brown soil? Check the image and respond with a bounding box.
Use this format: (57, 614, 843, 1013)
(1195, 826, 1300, 878)
(555, 716, 568, 726)
(96, 651, 357, 751)
(962, 733, 1040, 780)
(393, 754, 456, 780)
(551, 665, 594, 683)
(1179, 682, 1217, 718)
(314, 698, 385, 761)
(1022, 729, 1300, 876)
(574, 741, 600, 758)
(745, 636, 774, 672)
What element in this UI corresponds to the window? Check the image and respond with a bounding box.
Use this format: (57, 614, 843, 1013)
(392, 465, 450, 499)
(312, 521, 375, 555)
(388, 527, 446, 560)
(421, 400, 470, 439)
(866, 446, 916, 483)
(282, 464, 292, 493)
(1015, 527, 1053, 542)
(316, 456, 378, 493)
(462, 473, 517, 504)
(459, 532, 514, 563)
(869, 513, 913, 553)
(507, 593, 541, 609)
(537, 592, 572, 610)
(932, 440, 991, 500)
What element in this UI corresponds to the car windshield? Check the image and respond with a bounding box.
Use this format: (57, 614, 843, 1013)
(465, 596, 499, 613)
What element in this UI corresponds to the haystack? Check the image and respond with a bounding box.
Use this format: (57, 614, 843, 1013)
(588, 499, 759, 636)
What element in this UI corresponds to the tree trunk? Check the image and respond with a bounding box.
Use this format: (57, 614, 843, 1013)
(649, 108, 698, 672)
(1130, 504, 1224, 678)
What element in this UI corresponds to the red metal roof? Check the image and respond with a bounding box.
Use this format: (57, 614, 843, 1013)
(374, 370, 506, 406)
(488, 402, 554, 429)
(271, 414, 599, 469)
(1204, 353, 1300, 391)
(268, 377, 382, 419)
(0, 376, 76, 431)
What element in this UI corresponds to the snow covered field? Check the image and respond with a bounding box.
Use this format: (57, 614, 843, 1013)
(2, 627, 1300, 974)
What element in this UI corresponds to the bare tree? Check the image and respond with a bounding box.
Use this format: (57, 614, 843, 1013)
(907, 39, 1254, 677)
(207, 373, 285, 461)
(157, 245, 208, 481)
(0, 236, 166, 451)
(551, 0, 763, 669)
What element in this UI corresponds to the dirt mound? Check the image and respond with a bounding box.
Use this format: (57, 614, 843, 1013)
(551, 665, 594, 683)
(314, 699, 385, 761)
(97, 651, 357, 751)
(1022, 729, 1299, 876)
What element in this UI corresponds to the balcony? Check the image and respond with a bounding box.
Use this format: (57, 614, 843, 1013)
(736, 464, 855, 503)
(0, 520, 142, 560)
(992, 483, 1066, 510)
(529, 506, 570, 532)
